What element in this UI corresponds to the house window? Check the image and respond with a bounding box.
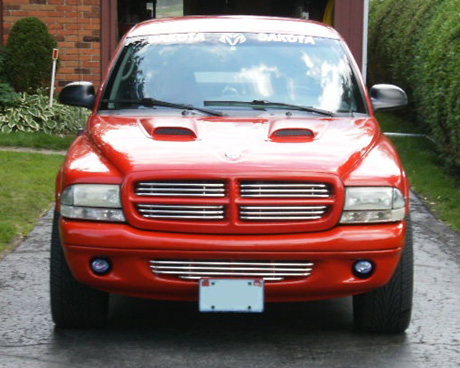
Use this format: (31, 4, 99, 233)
(118, 0, 155, 38)
(118, 0, 184, 38)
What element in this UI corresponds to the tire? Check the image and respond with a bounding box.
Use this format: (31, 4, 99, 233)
(353, 217, 414, 333)
(50, 209, 109, 328)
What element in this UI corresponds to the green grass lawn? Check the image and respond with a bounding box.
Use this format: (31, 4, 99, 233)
(0, 151, 64, 253)
(377, 112, 460, 231)
(0, 132, 76, 151)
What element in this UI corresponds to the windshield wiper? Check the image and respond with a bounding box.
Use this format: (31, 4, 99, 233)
(102, 98, 225, 117)
(204, 100, 334, 117)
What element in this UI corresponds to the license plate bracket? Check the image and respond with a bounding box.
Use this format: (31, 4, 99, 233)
(199, 278, 264, 313)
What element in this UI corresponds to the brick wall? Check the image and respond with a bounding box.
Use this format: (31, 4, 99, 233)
(2, 0, 102, 90)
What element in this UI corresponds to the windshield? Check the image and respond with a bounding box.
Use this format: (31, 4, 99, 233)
(101, 32, 366, 115)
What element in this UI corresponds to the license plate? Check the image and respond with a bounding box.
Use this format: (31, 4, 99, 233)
(199, 278, 264, 313)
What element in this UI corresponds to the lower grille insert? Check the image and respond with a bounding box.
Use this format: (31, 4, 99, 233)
(150, 259, 314, 281)
(137, 204, 225, 220)
(240, 205, 328, 221)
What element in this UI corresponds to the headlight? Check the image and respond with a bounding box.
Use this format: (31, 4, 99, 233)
(340, 187, 406, 224)
(60, 184, 125, 222)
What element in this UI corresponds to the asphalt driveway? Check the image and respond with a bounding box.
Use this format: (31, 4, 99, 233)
(0, 193, 459, 368)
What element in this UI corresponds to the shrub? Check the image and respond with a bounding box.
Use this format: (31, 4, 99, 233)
(0, 91, 90, 135)
(0, 82, 19, 108)
(369, 0, 460, 168)
(4, 17, 57, 93)
(0, 48, 8, 83)
(0, 49, 19, 107)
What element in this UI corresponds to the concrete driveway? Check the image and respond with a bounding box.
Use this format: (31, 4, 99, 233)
(1, 194, 459, 368)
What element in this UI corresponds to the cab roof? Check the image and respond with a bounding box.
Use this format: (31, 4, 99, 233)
(126, 15, 340, 40)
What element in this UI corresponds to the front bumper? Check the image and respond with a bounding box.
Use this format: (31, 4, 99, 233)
(60, 218, 406, 302)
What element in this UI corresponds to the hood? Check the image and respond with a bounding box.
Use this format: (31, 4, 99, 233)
(87, 114, 380, 178)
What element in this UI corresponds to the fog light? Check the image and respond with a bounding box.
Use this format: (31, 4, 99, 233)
(353, 260, 374, 279)
(91, 257, 111, 275)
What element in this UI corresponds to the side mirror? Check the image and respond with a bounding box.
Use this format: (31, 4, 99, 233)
(370, 84, 408, 112)
(59, 81, 96, 110)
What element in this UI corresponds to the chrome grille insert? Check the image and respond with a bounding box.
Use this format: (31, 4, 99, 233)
(240, 181, 331, 198)
(135, 181, 225, 197)
(150, 260, 314, 281)
(137, 204, 225, 220)
(240, 206, 328, 221)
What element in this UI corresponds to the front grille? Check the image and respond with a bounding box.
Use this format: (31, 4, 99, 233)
(240, 205, 328, 221)
(240, 181, 331, 198)
(135, 181, 225, 197)
(129, 177, 337, 233)
(137, 204, 225, 220)
(150, 259, 314, 281)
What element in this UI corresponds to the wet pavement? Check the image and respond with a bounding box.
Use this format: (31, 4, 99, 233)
(1, 194, 459, 368)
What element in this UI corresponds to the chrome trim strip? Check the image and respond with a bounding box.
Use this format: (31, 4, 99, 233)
(239, 206, 327, 210)
(149, 259, 315, 281)
(241, 183, 327, 188)
(140, 214, 224, 219)
(241, 189, 329, 193)
(136, 193, 225, 197)
(154, 266, 313, 272)
(240, 181, 331, 198)
(138, 182, 225, 187)
(135, 181, 226, 197)
(137, 205, 224, 208)
(151, 260, 314, 267)
(241, 194, 330, 198)
(239, 205, 327, 221)
(181, 276, 284, 280)
(139, 209, 224, 214)
(154, 270, 312, 276)
(240, 216, 323, 220)
(137, 204, 225, 220)
(240, 211, 325, 215)
(137, 188, 225, 192)
(243, 194, 330, 198)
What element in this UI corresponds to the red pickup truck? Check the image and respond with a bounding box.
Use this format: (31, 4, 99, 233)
(52, 16, 413, 332)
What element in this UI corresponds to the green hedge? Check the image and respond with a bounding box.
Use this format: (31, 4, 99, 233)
(369, 0, 460, 168)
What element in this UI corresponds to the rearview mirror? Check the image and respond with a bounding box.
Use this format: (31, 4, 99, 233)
(370, 84, 408, 112)
(59, 81, 96, 110)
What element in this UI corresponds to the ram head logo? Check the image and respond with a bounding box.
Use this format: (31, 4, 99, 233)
(219, 33, 247, 47)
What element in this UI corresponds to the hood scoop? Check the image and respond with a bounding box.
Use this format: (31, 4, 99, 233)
(269, 120, 327, 142)
(271, 128, 314, 140)
(140, 117, 197, 141)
